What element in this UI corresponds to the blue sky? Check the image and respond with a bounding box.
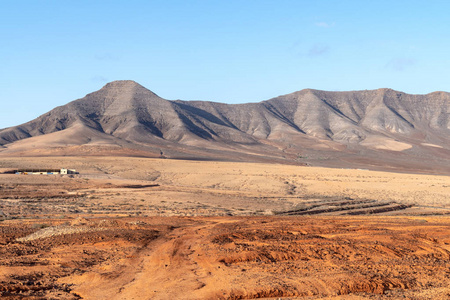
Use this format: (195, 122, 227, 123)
(1, 0, 450, 129)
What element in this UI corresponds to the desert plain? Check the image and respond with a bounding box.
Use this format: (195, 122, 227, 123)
(0, 156, 449, 299)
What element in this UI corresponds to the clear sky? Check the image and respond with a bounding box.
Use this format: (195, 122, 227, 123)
(1, 0, 449, 129)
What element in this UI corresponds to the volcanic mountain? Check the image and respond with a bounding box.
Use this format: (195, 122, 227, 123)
(1, 80, 450, 174)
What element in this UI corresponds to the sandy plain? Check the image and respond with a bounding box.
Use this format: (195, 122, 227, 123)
(0, 156, 449, 299)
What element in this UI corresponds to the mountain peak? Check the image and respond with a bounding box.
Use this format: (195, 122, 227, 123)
(103, 80, 143, 89)
(97, 80, 160, 98)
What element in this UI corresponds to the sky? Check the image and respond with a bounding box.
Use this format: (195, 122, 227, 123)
(1, 0, 450, 129)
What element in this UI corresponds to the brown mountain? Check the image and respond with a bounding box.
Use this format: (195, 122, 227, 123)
(1, 80, 449, 174)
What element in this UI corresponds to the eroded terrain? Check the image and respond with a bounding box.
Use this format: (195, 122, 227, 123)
(1, 216, 450, 299)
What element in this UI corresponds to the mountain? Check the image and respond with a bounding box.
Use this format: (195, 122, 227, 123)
(1, 80, 450, 174)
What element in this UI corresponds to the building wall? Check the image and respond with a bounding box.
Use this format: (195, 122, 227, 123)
(14, 168, 75, 175)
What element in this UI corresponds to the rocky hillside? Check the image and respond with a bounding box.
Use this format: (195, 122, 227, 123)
(1, 80, 449, 173)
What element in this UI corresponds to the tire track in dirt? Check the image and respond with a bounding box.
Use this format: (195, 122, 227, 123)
(59, 219, 217, 299)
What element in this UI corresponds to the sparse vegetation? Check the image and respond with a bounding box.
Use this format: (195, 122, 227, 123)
(32, 223, 49, 229)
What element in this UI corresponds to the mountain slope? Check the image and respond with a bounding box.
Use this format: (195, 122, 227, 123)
(1, 81, 450, 173)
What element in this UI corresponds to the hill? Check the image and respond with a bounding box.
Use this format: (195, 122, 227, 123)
(1, 80, 449, 174)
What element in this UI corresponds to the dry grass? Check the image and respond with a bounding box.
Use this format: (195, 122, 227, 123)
(1, 156, 449, 219)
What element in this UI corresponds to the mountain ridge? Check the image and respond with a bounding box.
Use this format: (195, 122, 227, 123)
(1, 80, 449, 174)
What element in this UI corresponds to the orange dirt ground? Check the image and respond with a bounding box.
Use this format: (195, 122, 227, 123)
(0, 156, 449, 299)
(0, 216, 450, 299)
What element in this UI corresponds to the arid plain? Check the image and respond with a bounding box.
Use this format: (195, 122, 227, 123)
(0, 156, 449, 299)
